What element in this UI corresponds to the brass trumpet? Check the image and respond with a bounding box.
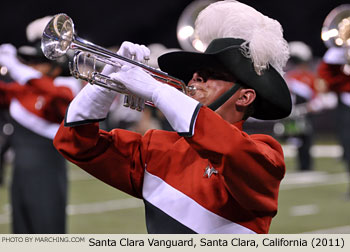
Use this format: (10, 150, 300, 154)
(321, 4, 350, 75)
(41, 13, 190, 111)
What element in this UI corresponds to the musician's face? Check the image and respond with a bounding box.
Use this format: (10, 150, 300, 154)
(187, 69, 237, 106)
(29, 62, 62, 77)
(187, 68, 256, 123)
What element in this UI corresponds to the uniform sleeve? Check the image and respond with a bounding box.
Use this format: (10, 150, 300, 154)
(53, 122, 150, 198)
(0, 81, 25, 108)
(28, 77, 74, 100)
(185, 106, 285, 213)
(28, 77, 76, 123)
(318, 61, 350, 93)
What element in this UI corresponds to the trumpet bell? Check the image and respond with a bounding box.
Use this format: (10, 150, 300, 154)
(41, 13, 190, 111)
(41, 13, 74, 60)
(177, 0, 216, 52)
(321, 4, 350, 48)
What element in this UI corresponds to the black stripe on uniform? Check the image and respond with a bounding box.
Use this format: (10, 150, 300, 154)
(178, 103, 202, 137)
(144, 200, 196, 234)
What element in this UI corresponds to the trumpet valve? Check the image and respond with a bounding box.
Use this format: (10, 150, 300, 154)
(123, 94, 144, 111)
(123, 94, 130, 108)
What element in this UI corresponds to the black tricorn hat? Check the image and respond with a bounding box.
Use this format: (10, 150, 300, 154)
(17, 39, 70, 76)
(17, 40, 51, 64)
(158, 38, 292, 120)
(16, 15, 71, 76)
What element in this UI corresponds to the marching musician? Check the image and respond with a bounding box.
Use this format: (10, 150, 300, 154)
(317, 4, 350, 199)
(318, 41, 350, 199)
(54, 1, 291, 233)
(276, 41, 318, 171)
(0, 16, 81, 233)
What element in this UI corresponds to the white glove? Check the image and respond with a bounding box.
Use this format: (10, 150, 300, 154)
(110, 65, 200, 135)
(323, 47, 347, 65)
(0, 43, 41, 84)
(0, 43, 16, 61)
(101, 41, 150, 111)
(110, 65, 159, 101)
(65, 41, 150, 125)
(101, 41, 150, 76)
(102, 41, 150, 110)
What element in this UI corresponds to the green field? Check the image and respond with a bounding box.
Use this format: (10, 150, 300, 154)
(0, 151, 349, 234)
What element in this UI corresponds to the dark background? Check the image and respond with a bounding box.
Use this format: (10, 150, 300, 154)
(0, 0, 349, 57)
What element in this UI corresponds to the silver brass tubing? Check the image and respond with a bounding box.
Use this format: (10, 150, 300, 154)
(41, 13, 188, 111)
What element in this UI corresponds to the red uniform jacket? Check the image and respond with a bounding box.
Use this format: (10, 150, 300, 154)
(285, 68, 317, 101)
(54, 106, 285, 234)
(0, 76, 79, 139)
(318, 61, 350, 93)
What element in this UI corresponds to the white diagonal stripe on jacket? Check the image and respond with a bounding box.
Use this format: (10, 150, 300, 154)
(142, 169, 255, 234)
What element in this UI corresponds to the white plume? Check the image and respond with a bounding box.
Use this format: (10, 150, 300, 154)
(147, 43, 180, 68)
(194, 0, 289, 75)
(289, 41, 312, 62)
(26, 16, 53, 42)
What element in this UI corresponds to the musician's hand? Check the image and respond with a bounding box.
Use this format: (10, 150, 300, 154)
(0, 43, 41, 84)
(110, 64, 200, 135)
(109, 65, 160, 101)
(0, 44, 19, 68)
(323, 47, 347, 65)
(101, 41, 150, 76)
(117, 41, 150, 63)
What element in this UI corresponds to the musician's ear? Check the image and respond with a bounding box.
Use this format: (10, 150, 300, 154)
(235, 88, 256, 107)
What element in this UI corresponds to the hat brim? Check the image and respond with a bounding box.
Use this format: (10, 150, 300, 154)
(17, 43, 51, 64)
(158, 45, 291, 120)
(17, 41, 71, 76)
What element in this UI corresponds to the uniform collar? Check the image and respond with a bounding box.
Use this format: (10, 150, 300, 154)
(233, 120, 244, 131)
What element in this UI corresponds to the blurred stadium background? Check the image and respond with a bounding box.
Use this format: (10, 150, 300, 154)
(0, 0, 349, 58)
(0, 0, 350, 234)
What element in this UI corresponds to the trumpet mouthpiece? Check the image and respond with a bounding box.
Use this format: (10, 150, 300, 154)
(187, 86, 197, 95)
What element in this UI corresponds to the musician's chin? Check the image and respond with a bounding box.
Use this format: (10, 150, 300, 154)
(189, 92, 207, 104)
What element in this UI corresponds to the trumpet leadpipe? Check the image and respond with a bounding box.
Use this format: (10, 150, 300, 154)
(41, 13, 192, 111)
